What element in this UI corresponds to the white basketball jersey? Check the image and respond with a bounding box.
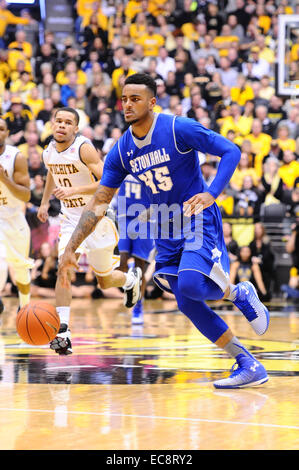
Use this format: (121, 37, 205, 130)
(42, 135, 97, 220)
(0, 145, 24, 219)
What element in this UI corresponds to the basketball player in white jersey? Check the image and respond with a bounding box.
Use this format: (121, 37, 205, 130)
(0, 118, 33, 314)
(37, 107, 141, 355)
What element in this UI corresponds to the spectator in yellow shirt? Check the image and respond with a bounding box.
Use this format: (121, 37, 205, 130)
(220, 102, 253, 139)
(111, 55, 137, 100)
(276, 124, 296, 152)
(129, 12, 147, 41)
(0, 48, 10, 85)
(279, 150, 299, 189)
(18, 125, 43, 159)
(25, 86, 44, 118)
(230, 151, 259, 191)
(137, 20, 165, 57)
(245, 118, 272, 177)
(213, 24, 239, 57)
(0, 0, 30, 46)
(76, 0, 108, 30)
(216, 189, 235, 217)
(230, 74, 254, 107)
(7, 29, 33, 77)
(8, 30, 32, 59)
(56, 60, 87, 86)
(10, 70, 35, 100)
(125, 0, 143, 21)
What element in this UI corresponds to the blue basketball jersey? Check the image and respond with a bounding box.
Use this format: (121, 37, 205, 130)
(117, 174, 151, 217)
(101, 113, 240, 292)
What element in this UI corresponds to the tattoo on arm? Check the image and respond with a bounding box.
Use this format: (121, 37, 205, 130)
(67, 185, 116, 252)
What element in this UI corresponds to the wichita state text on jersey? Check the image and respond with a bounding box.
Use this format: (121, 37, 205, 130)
(42, 135, 97, 220)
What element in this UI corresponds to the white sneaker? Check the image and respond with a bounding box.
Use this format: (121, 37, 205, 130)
(213, 354, 268, 389)
(124, 267, 142, 308)
(232, 282, 269, 335)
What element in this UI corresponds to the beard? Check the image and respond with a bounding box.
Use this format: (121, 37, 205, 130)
(126, 117, 139, 125)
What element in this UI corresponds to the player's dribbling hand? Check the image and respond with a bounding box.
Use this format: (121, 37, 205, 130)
(183, 192, 215, 217)
(58, 249, 79, 289)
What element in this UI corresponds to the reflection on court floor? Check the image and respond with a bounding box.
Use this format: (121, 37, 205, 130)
(0, 297, 298, 450)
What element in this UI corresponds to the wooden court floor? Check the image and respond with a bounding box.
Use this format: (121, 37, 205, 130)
(0, 296, 298, 451)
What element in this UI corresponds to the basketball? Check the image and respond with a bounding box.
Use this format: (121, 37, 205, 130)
(16, 302, 60, 345)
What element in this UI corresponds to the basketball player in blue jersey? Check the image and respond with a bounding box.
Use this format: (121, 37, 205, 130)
(58, 74, 269, 388)
(117, 175, 154, 324)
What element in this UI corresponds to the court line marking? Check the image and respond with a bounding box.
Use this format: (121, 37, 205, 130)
(0, 407, 298, 430)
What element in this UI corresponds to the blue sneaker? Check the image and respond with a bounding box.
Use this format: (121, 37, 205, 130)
(132, 299, 144, 325)
(213, 354, 268, 389)
(233, 281, 269, 335)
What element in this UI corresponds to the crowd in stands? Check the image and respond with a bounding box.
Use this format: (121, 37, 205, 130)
(0, 0, 299, 301)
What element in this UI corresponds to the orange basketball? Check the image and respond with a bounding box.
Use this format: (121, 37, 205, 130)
(16, 301, 60, 345)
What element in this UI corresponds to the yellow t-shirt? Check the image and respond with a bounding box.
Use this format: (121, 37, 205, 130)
(55, 69, 87, 86)
(148, 0, 168, 17)
(279, 161, 299, 189)
(230, 85, 254, 106)
(220, 115, 253, 138)
(8, 40, 32, 59)
(7, 49, 32, 73)
(76, 0, 107, 29)
(216, 194, 234, 215)
(25, 97, 44, 117)
(277, 138, 296, 152)
(213, 35, 239, 56)
(18, 143, 43, 159)
(129, 23, 147, 40)
(111, 67, 137, 99)
(137, 33, 165, 57)
(0, 60, 11, 85)
(10, 79, 35, 96)
(258, 15, 271, 34)
(259, 47, 275, 64)
(245, 132, 272, 177)
(125, 1, 142, 20)
(230, 168, 259, 190)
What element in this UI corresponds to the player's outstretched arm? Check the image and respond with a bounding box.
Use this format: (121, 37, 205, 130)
(58, 184, 116, 287)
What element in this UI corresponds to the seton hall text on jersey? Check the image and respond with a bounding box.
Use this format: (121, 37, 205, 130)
(47, 163, 79, 175)
(129, 147, 170, 173)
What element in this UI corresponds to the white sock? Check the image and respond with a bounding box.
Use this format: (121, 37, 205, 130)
(18, 291, 30, 308)
(123, 271, 135, 290)
(56, 306, 71, 326)
(226, 283, 237, 301)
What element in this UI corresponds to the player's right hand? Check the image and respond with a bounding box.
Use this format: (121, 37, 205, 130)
(37, 203, 49, 223)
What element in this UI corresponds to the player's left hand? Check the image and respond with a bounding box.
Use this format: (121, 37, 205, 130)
(53, 186, 74, 200)
(183, 192, 215, 217)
